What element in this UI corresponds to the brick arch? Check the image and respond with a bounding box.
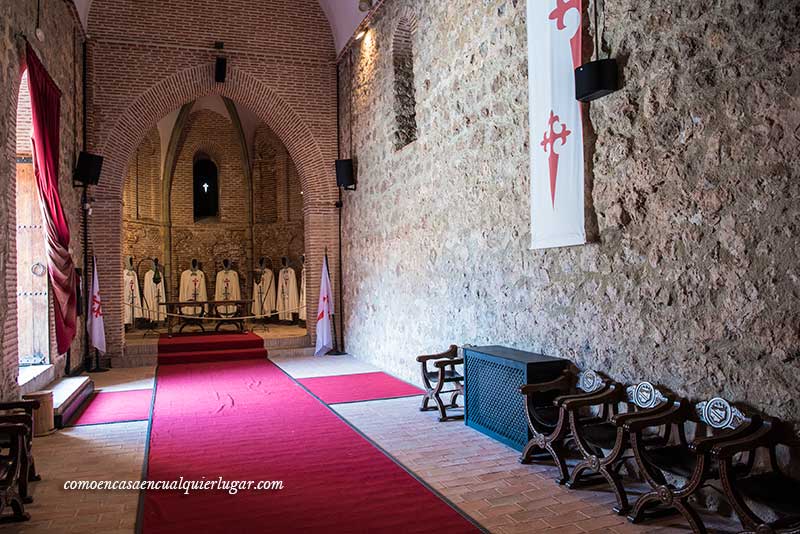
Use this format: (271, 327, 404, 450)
(94, 63, 336, 361)
(391, 9, 420, 150)
(392, 8, 420, 45)
(98, 64, 335, 205)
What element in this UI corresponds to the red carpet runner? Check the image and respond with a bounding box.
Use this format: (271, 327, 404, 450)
(157, 332, 267, 365)
(71, 389, 153, 426)
(143, 360, 478, 533)
(299, 372, 424, 404)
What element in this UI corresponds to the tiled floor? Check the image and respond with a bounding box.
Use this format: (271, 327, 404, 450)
(2, 353, 736, 533)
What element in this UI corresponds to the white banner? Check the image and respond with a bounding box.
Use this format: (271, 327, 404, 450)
(314, 255, 334, 357)
(88, 256, 106, 353)
(528, 0, 586, 249)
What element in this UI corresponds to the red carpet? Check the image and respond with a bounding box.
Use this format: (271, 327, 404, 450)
(299, 372, 424, 404)
(158, 332, 267, 365)
(71, 389, 153, 426)
(143, 360, 477, 533)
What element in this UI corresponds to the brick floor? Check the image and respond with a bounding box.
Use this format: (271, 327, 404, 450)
(2, 421, 147, 533)
(332, 395, 699, 534)
(0, 356, 740, 532)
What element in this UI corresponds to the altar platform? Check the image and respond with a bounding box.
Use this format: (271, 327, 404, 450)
(123, 324, 310, 367)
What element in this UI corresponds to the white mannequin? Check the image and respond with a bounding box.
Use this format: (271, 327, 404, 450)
(298, 254, 306, 321)
(123, 257, 143, 325)
(252, 257, 276, 319)
(179, 259, 207, 316)
(214, 259, 241, 316)
(143, 258, 166, 322)
(276, 256, 298, 321)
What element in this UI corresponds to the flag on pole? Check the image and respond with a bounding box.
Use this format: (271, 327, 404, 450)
(88, 256, 106, 353)
(314, 254, 334, 357)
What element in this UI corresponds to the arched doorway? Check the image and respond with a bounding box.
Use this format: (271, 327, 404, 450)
(15, 70, 51, 378)
(93, 64, 338, 361)
(121, 99, 308, 340)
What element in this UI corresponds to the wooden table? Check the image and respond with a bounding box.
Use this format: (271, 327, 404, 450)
(162, 299, 254, 336)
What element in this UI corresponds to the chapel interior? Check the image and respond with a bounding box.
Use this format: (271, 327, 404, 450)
(0, 1, 797, 533)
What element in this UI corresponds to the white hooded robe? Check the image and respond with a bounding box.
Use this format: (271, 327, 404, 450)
(143, 269, 166, 322)
(179, 269, 208, 316)
(123, 269, 143, 324)
(252, 269, 276, 318)
(214, 269, 241, 316)
(276, 267, 298, 321)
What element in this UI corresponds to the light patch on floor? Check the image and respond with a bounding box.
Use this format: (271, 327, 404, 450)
(83, 366, 155, 392)
(270, 353, 379, 378)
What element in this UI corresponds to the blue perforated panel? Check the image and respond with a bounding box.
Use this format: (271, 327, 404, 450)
(464, 351, 529, 451)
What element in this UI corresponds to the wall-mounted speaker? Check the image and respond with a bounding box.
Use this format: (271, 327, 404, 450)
(575, 58, 619, 102)
(74, 151, 103, 186)
(215, 57, 227, 83)
(335, 159, 356, 190)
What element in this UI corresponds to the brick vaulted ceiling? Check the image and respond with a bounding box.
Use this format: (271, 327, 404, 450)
(71, 0, 366, 53)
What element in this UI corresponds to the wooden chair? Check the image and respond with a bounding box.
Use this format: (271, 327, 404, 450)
(0, 423, 31, 522)
(0, 400, 41, 504)
(416, 345, 464, 421)
(625, 396, 761, 533)
(714, 418, 800, 534)
(566, 381, 675, 515)
(519, 369, 613, 484)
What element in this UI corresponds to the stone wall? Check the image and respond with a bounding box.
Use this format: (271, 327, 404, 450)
(121, 110, 304, 306)
(338, 0, 800, 426)
(0, 0, 86, 398)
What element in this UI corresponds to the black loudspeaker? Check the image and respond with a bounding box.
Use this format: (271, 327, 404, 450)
(575, 58, 619, 102)
(74, 151, 103, 185)
(335, 159, 356, 190)
(215, 57, 227, 83)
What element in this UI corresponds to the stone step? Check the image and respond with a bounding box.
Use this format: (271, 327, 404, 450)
(263, 335, 311, 350)
(268, 346, 316, 358)
(50, 375, 94, 428)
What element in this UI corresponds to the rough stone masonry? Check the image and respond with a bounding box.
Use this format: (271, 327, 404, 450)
(338, 0, 800, 426)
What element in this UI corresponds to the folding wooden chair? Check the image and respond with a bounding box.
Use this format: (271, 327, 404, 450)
(416, 345, 464, 421)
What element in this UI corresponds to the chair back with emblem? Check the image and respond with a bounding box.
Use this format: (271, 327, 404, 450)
(562, 380, 674, 514)
(518, 368, 615, 485)
(625, 395, 759, 533)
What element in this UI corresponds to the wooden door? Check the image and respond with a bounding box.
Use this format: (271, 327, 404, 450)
(16, 158, 50, 365)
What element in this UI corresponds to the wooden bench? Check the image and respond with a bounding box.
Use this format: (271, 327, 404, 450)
(0, 399, 41, 522)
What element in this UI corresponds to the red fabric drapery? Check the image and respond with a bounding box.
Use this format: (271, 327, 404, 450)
(25, 43, 77, 354)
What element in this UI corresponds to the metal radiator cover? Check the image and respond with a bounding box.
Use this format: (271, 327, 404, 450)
(465, 355, 528, 450)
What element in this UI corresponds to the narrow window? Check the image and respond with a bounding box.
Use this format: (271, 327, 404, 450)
(193, 156, 219, 220)
(393, 19, 417, 150)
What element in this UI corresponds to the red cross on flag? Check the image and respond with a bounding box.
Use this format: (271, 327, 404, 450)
(314, 254, 334, 357)
(528, 0, 586, 249)
(88, 256, 106, 353)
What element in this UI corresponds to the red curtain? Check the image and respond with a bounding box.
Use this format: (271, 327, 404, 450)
(25, 44, 77, 354)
